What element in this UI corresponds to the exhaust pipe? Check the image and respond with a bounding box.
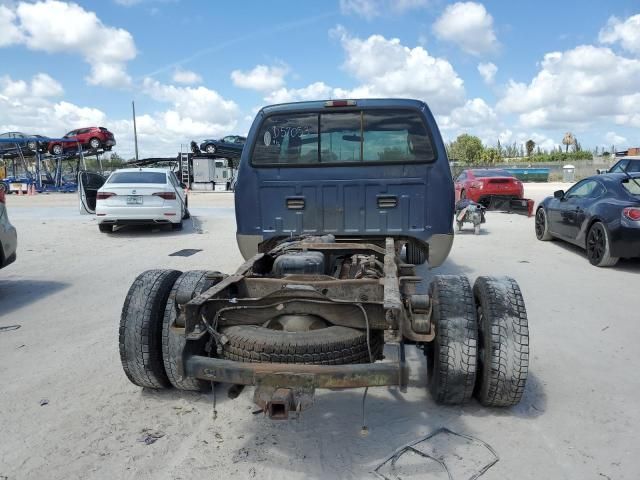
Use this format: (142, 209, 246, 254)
(267, 388, 294, 420)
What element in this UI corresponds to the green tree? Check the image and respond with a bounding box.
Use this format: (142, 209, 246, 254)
(481, 147, 502, 164)
(525, 139, 535, 157)
(449, 134, 484, 164)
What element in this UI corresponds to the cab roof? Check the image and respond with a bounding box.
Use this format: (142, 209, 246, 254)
(260, 98, 428, 116)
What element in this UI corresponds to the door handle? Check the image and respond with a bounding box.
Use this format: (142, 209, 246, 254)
(377, 195, 398, 209)
(286, 197, 305, 210)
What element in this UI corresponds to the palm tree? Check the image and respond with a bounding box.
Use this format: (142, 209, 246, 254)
(562, 132, 575, 153)
(525, 139, 535, 157)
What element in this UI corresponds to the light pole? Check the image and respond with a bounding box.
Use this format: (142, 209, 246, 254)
(132, 100, 139, 161)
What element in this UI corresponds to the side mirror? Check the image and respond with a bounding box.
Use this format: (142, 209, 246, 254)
(553, 190, 565, 199)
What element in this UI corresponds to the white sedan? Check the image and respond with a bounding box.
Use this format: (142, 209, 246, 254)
(79, 168, 188, 233)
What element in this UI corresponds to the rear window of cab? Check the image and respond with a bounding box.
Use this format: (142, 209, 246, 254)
(107, 172, 167, 184)
(251, 109, 435, 166)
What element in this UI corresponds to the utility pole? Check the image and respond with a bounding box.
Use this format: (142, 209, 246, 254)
(132, 100, 139, 162)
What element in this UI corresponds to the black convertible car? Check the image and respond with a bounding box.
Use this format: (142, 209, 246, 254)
(535, 173, 640, 267)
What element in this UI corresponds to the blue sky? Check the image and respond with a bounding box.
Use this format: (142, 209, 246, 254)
(1, 0, 639, 158)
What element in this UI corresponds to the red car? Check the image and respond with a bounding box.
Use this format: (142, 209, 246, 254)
(454, 168, 524, 205)
(48, 127, 116, 155)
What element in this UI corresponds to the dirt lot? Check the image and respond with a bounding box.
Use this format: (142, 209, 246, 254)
(1, 185, 638, 479)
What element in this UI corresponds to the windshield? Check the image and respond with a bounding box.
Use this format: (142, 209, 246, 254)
(251, 109, 435, 166)
(472, 169, 514, 178)
(107, 172, 167, 184)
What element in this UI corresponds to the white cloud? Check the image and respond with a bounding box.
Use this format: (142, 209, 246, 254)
(477, 62, 497, 84)
(339, 0, 428, 19)
(172, 68, 203, 85)
(332, 28, 465, 112)
(340, 0, 379, 19)
(0, 73, 63, 98)
(0, 92, 105, 138)
(141, 78, 239, 136)
(438, 98, 496, 131)
(497, 45, 640, 129)
(433, 2, 499, 56)
(231, 64, 288, 92)
(265, 82, 333, 104)
(30, 73, 64, 97)
(1, 1, 137, 88)
(604, 131, 627, 146)
(0, 5, 23, 47)
(599, 14, 640, 55)
(0, 71, 244, 159)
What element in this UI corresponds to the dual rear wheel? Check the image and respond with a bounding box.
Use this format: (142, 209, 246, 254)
(119, 269, 223, 391)
(119, 270, 530, 408)
(426, 275, 529, 407)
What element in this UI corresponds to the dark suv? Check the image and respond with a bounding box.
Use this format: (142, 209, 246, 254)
(48, 127, 116, 155)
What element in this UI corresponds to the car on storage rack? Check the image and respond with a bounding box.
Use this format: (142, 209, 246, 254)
(118, 99, 530, 419)
(0, 132, 50, 156)
(535, 173, 640, 267)
(0, 183, 17, 270)
(199, 135, 246, 156)
(48, 127, 116, 155)
(78, 168, 189, 233)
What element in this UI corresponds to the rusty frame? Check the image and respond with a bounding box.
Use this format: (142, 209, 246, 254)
(179, 236, 429, 402)
(185, 354, 407, 389)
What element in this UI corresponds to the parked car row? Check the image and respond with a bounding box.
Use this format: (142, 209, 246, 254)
(0, 126, 116, 157)
(455, 164, 640, 267)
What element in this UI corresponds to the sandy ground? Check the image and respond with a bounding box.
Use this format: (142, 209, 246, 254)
(0, 185, 639, 479)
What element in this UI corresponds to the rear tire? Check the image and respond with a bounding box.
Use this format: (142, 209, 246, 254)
(98, 224, 113, 233)
(162, 270, 218, 391)
(473, 276, 529, 407)
(205, 144, 216, 154)
(535, 208, 553, 241)
(119, 269, 182, 389)
(51, 144, 63, 155)
(586, 222, 619, 267)
(426, 275, 477, 405)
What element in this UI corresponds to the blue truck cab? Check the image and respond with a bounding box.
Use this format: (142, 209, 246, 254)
(234, 99, 454, 267)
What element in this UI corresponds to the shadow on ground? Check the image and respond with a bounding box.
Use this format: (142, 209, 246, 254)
(102, 216, 206, 238)
(0, 279, 68, 317)
(547, 239, 640, 272)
